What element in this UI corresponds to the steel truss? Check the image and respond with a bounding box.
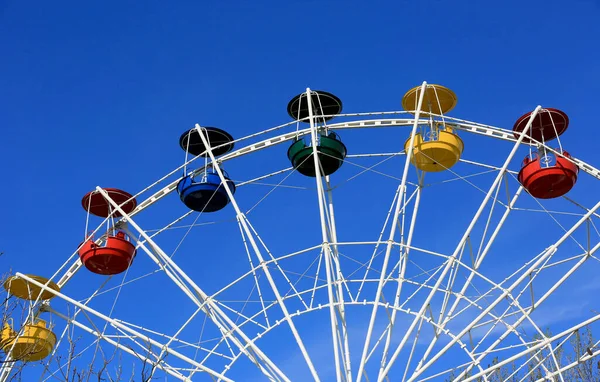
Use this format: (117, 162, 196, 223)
(2, 82, 600, 381)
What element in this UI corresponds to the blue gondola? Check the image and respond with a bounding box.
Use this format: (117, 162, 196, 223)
(177, 167, 236, 212)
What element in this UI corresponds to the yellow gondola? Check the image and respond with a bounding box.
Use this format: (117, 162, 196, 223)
(402, 84, 463, 172)
(404, 124, 464, 172)
(0, 319, 56, 362)
(0, 323, 14, 350)
(402, 84, 457, 115)
(3, 275, 60, 301)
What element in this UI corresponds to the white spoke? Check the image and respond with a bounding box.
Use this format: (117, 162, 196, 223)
(13, 274, 233, 382)
(380, 106, 543, 380)
(357, 81, 429, 382)
(305, 89, 349, 382)
(407, 201, 600, 382)
(98, 187, 290, 382)
(196, 125, 320, 381)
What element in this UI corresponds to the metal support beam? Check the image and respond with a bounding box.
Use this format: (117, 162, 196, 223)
(12, 273, 233, 382)
(44, 306, 190, 381)
(357, 81, 428, 382)
(194, 125, 320, 381)
(380, 106, 543, 381)
(407, 200, 600, 382)
(305, 88, 351, 382)
(96, 187, 289, 382)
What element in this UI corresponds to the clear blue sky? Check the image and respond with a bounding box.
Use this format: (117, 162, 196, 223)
(1, 0, 600, 380)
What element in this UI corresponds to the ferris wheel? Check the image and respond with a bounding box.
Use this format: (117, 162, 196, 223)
(1, 81, 599, 382)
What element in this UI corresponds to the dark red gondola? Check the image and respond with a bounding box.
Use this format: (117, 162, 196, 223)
(513, 108, 569, 144)
(518, 150, 578, 199)
(81, 188, 137, 218)
(78, 231, 136, 275)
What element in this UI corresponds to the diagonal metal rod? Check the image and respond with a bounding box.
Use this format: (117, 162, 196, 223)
(412, 183, 558, 379)
(195, 124, 321, 381)
(453, 237, 600, 382)
(407, 200, 600, 382)
(413, 185, 525, 373)
(356, 81, 428, 382)
(96, 187, 288, 382)
(13, 273, 232, 382)
(380, 106, 543, 381)
(459, 238, 600, 382)
(44, 306, 190, 381)
(379, 184, 423, 379)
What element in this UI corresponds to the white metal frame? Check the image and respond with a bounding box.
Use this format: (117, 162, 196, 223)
(2, 83, 600, 382)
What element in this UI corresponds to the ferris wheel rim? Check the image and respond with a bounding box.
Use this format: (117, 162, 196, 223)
(84, 114, 598, 225)
(4, 83, 600, 382)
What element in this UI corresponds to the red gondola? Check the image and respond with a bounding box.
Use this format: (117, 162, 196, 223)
(518, 150, 578, 199)
(79, 188, 138, 275)
(513, 108, 578, 199)
(78, 231, 136, 275)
